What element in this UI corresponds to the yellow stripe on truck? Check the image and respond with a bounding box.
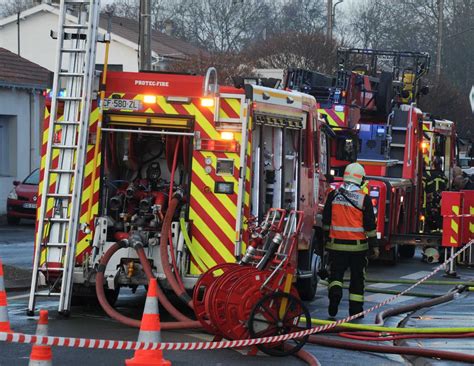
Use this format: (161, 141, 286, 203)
(189, 207, 235, 263)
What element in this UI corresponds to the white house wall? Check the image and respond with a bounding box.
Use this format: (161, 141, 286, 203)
(0, 88, 42, 214)
(0, 11, 139, 72)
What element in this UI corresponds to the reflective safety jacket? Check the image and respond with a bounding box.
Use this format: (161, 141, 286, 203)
(322, 188, 377, 252)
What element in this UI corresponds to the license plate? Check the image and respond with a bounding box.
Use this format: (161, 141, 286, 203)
(102, 98, 142, 111)
(23, 203, 37, 209)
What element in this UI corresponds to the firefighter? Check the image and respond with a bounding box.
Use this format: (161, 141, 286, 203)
(322, 163, 377, 318)
(425, 156, 448, 232)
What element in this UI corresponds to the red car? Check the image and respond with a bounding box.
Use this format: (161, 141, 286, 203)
(6, 169, 39, 225)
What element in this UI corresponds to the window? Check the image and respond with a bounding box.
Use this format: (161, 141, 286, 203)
(23, 169, 40, 185)
(0, 116, 17, 177)
(95, 64, 123, 72)
(320, 131, 328, 175)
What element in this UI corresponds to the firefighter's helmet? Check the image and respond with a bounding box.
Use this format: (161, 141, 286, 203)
(343, 163, 366, 186)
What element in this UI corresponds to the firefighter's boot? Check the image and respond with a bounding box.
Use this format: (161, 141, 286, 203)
(328, 301, 338, 318)
(349, 301, 364, 319)
(328, 280, 343, 318)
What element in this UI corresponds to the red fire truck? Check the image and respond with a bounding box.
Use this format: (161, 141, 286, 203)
(285, 48, 456, 263)
(29, 63, 332, 315)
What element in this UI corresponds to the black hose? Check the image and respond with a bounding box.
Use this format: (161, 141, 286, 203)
(374, 285, 465, 325)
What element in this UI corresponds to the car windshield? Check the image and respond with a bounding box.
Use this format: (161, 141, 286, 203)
(23, 169, 40, 185)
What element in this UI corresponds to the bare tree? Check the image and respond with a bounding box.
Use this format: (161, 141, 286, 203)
(245, 31, 340, 74)
(170, 0, 273, 52)
(274, 0, 326, 35)
(167, 51, 255, 85)
(0, 0, 37, 17)
(107, 0, 175, 32)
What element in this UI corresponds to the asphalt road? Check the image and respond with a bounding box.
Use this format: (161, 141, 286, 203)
(0, 221, 35, 268)
(0, 221, 473, 365)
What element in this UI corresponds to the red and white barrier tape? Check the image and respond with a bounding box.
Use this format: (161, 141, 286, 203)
(1, 239, 472, 352)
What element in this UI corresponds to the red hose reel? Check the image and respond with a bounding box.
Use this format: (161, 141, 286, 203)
(192, 209, 312, 356)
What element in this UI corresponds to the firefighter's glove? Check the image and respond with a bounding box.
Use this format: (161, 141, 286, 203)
(369, 247, 380, 260)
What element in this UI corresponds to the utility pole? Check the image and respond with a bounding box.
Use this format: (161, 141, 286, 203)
(139, 0, 152, 71)
(17, 12, 20, 56)
(435, 0, 444, 83)
(327, 0, 333, 42)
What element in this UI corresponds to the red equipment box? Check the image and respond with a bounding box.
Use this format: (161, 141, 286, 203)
(441, 191, 463, 247)
(461, 190, 474, 244)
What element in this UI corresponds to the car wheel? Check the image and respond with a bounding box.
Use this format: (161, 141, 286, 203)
(7, 216, 20, 225)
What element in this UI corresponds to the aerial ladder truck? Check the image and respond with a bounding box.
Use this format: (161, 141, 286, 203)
(285, 48, 457, 264)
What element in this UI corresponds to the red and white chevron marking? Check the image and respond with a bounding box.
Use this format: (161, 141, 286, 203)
(1, 239, 472, 352)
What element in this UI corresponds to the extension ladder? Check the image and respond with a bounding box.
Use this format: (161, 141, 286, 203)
(28, 0, 103, 316)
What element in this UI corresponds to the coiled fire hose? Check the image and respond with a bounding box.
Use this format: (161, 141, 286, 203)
(95, 241, 200, 329)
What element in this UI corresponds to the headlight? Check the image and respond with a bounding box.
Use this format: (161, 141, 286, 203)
(7, 189, 18, 200)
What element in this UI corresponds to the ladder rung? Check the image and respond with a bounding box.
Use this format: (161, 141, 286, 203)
(56, 96, 82, 101)
(59, 72, 85, 78)
(35, 291, 61, 297)
(52, 144, 79, 150)
(49, 169, 75, 174)
(61, 48, 86, 53)
(54, 120, 80, 126)
(391, 143, 405, 148)
(38, 266, 64, 272)
(47, 193, 73, 199)
(44, 242, 68, 248)
(392, 127, 407, 131)
(63, 24, 88, 30)
(46, 217, 70, 223)
(64, 0, 91, 3)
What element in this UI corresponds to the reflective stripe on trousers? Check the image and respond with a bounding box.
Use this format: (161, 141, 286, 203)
(349, 293, 364, 302)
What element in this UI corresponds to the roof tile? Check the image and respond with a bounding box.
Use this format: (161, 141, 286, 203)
(0, 48, 52, 88)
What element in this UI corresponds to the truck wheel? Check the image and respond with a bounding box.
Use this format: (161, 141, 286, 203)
(296, 236, 320, 301)
(7, 216, 20, 225)
(389, 245, 399, 265)
(399, 245, 416, 259)
(376, 71, 393, 115)
(71, 285, 120, 307)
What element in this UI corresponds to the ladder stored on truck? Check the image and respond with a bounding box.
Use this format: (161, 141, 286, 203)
(28, 0, 103, 316)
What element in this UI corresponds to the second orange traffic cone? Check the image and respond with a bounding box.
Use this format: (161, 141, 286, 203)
(29, 310, 52, 366)
(0, 258, 12, 333)
(125, 279, 171, 366)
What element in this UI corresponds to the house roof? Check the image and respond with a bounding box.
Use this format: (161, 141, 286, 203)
(99, 15, 206, 59)
(0, 47, 52, 89)
(0, 4, 206, 60)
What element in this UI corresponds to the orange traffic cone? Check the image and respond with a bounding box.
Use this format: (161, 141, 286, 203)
(0, 258, 12, 333)
(125, 279, 171, 366)
(29, 310, 52, 366)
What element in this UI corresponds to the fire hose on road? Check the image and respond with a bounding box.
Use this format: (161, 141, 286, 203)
(91, 220, 474, 362)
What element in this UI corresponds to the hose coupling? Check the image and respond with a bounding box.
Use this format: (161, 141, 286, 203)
(173, 187, 185, 201)
(129, 231, 146, 249)
(117, 238, 129, 248)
